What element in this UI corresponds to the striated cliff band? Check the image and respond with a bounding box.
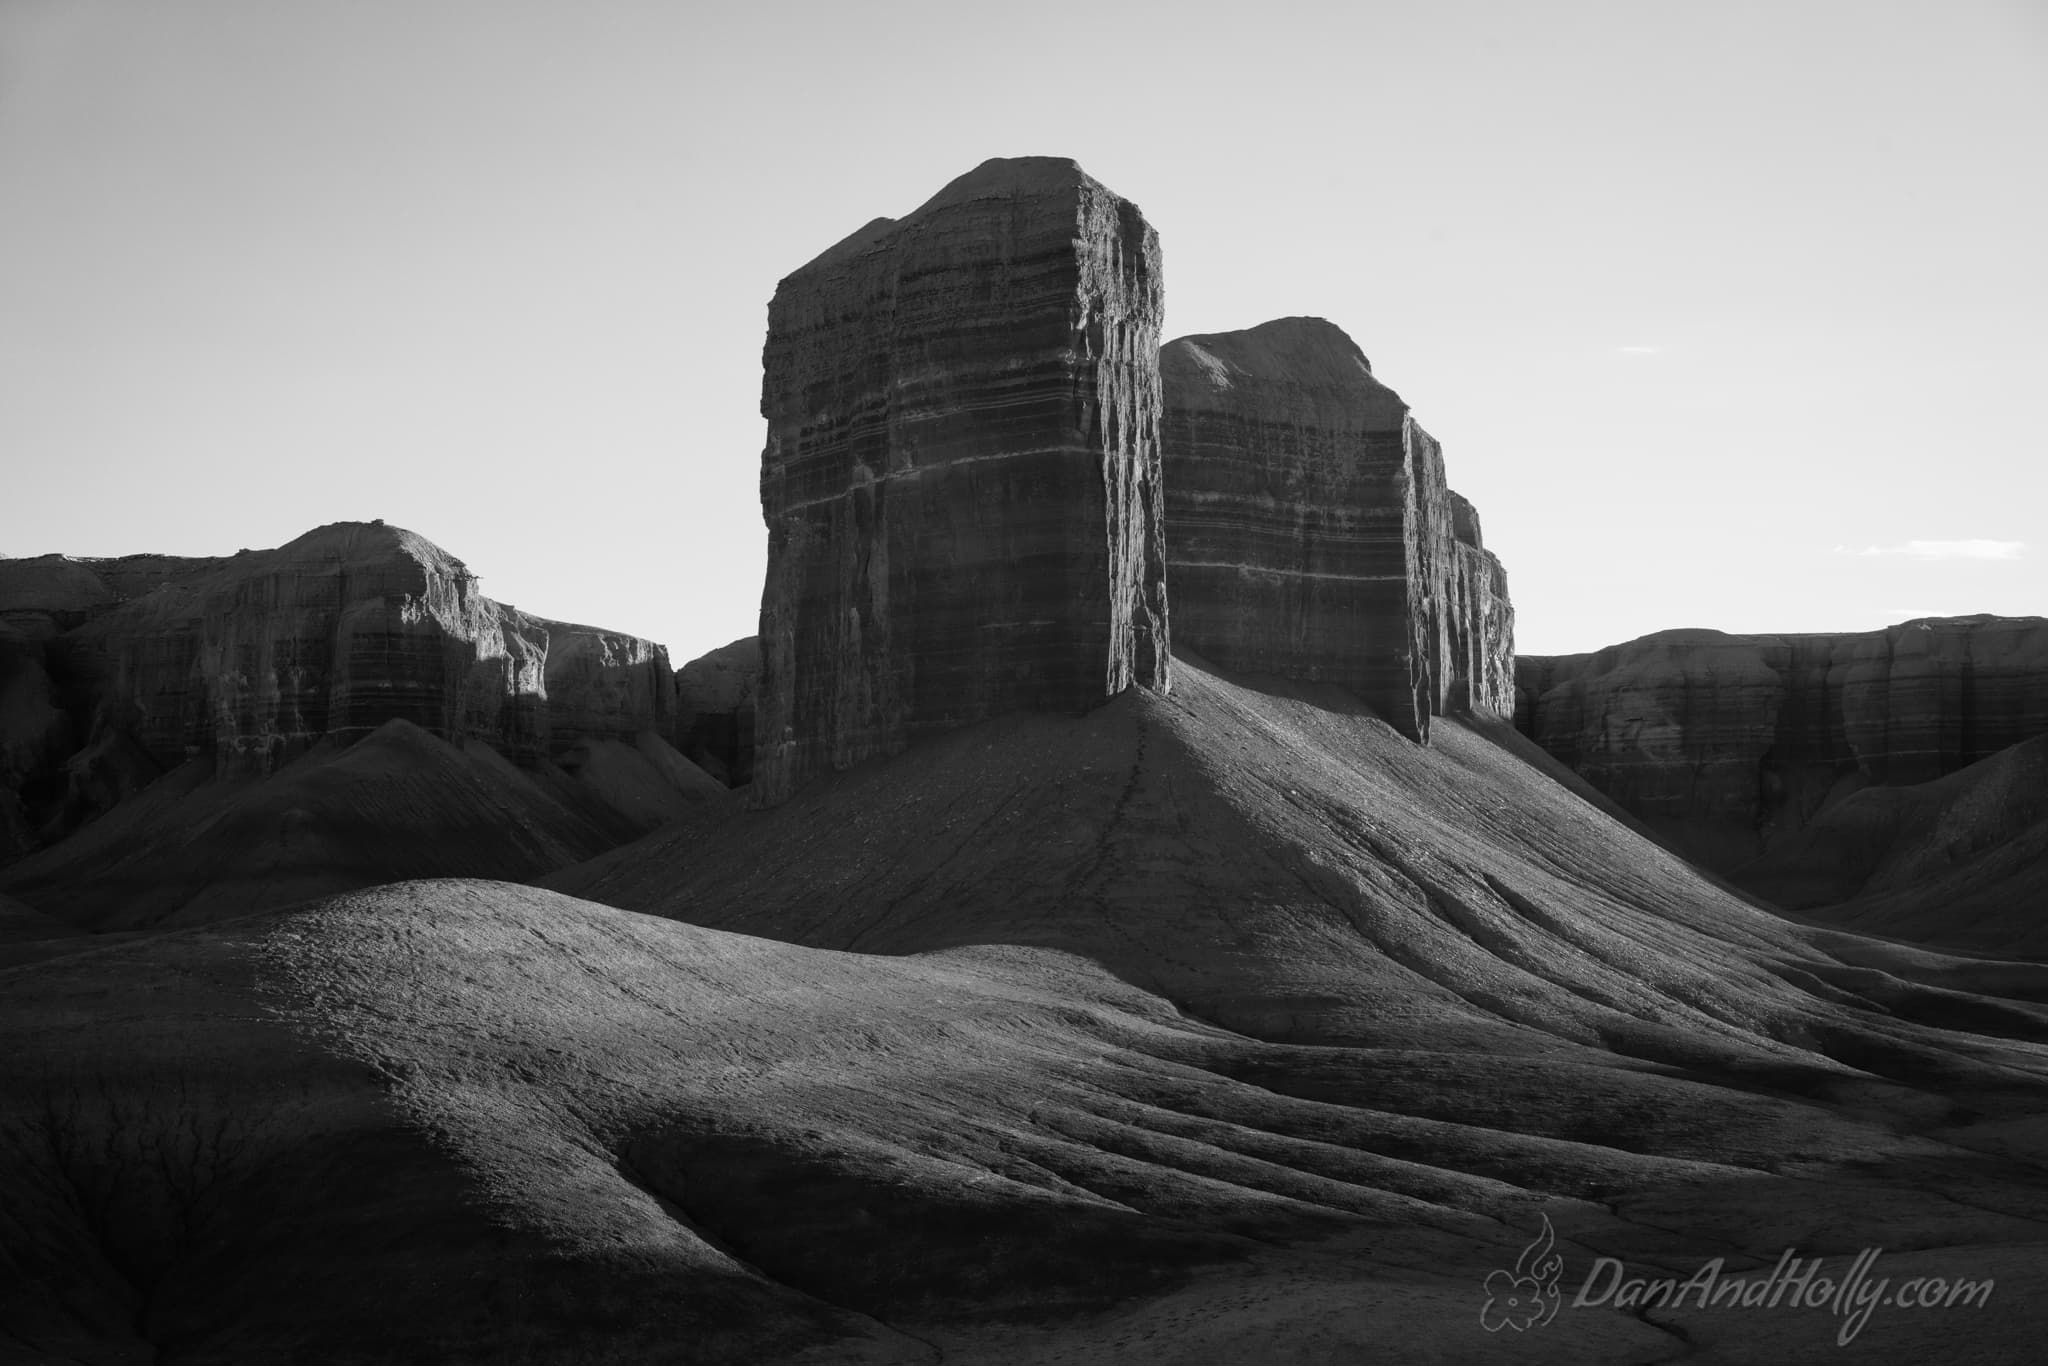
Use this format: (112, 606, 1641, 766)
(1515, 616, 2048, 926)
(1160, 317, 1512, 741)
(0, 522, 727, 920)
(754, 156, 1170, 807)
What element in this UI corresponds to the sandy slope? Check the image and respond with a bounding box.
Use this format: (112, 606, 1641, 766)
(0, 718, 731, 931)
(6, 659, 2048, 1362)
(554, 660, 2048, 1057)
(1742, 733, 2048, 957)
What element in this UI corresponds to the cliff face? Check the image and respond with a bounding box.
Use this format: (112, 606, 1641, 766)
(754, 156, 1170, 806)
(542, 623, 678, 751)
(56, 523, 555, 773)
(1514, 616, 2048, 878)
(1158, 317, 1513, 739)
(675, 636, 759, 788)
(0, 522, 683, 855)
(1441, 492, 1516, 716)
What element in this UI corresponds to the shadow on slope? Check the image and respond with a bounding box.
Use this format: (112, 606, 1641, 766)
(0, 718, 731, 931)
(552, 656, 2048, 1068)
(6, 879, 2048, 1365)
(0, 890, 86, 969)
(1747, 733, 2048, 957)
(10, 658, 2048, 1361)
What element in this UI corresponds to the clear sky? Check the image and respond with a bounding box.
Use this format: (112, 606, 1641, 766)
(2, 0, 2042, 660)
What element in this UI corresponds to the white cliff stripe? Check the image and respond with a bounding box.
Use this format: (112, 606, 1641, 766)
(772, 446, 1100, 514)
(1170, 560, 1410, 582)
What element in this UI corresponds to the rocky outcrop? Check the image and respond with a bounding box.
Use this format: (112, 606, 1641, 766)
(541, 622, 678, 749)
(1158, 317, 1513, 739)
(0, 557, 123, 637)
(53, 523, 555, 774)
(1515, 616, 2048, 878)
(754, 156, 1170, 806)
(1442, 492, 1515, 716)
(0, 522, 690, 855)
(675, 636, 759, 787)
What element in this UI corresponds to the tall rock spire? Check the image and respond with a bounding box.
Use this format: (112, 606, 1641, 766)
(754, 157, 1170, 806)
(1159, 316, 1513, 739)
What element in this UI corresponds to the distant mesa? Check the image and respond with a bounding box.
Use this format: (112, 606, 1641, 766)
(0, 521, 729, 917)
(1160, 316, 1513, 740)
(753, 155, 1171, 807)
(0, 520, 679, 778)
(1516, 616, 2048, 947)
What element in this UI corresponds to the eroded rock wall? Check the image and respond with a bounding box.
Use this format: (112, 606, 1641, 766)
(754, 156, 1169, 806)
(1158, 316, 1513, 739)
(1515, 616, 2048, 875)
(543, 623, 678, 750)
(0, 522, 682, 854)
(1441, 490, 1516, 717)
(56, 522, 561, 772)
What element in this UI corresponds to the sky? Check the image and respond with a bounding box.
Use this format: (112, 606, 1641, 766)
(1, 0, 2042, 661)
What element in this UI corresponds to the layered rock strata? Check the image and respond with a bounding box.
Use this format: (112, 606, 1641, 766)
(0, 522, 683, 852)
(1158, 317, 1513, 739)
(754, 156, 1170, 806)
(1514, 616, 2048, 877)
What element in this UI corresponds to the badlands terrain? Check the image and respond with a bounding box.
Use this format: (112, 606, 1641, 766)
(3, 157, 2044, 1364)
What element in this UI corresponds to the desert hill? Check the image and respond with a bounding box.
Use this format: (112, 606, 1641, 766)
(553, 650, 2048, 1059)
(0, 716, 728, 932)
(9, 660, 2048, 1361)
(1757, 731, 2048, 957)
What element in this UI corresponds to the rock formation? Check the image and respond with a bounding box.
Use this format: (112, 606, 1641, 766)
(675, 635, 759, 787)
(539, 620, 679, 751)
(1158, 317, 1513, 739)
(0, 522, 691, 855)
(754, 156, 1170, 807)
(1514, 615, 2048, 878)
(1441, 491, 1515, 715)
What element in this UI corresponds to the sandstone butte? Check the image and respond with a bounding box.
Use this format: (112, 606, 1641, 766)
(753, 156, 1171, 807)
(0, 520, 685, 856)
(1159, 316, 1513, 741)
(1514, 615, 2048, 881)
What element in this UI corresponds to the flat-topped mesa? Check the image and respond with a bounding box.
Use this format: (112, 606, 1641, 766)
(754, 156, 1170, 806)
(0, 522, 688, 853)
(55, 521, 564, 771)
(1515, 616, 2048, 876)
(1159, 317, 1513, 740)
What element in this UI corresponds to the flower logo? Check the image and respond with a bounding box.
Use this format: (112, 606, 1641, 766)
(1480, 1213, 1565, 1332)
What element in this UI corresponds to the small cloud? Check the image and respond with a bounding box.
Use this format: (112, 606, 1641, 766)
(1832, 540, 2025, 561)
(1614, 344, 1664, 356)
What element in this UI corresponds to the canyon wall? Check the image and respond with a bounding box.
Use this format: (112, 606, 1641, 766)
(1158, 317, 1513, 739)
(754, 156, 1170, 806)
(676, 636, 759, 788)
(1515, 616, 2048, 877)
(0, 521, 681, 855)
